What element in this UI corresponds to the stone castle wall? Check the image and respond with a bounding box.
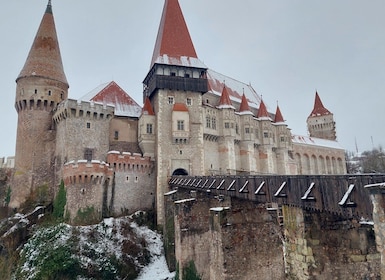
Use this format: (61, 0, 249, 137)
(63, 160, 113, 222)
(106, 151, 155, 216)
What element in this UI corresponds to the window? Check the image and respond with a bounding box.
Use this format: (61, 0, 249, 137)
(186, 98, 192, 106)
(236, 124, 239, 134)
(84, 148, 93, 162)
(212, 117, 216, 130)
(206, 116, 211, 128)
(225, 122, 230, 129)
(168, 97, 174, 105)
(184, 73, 190, 78)
(177, 120, 184, 131)
(263, 132, 269, 138)
(34, 89, 37, 94)
(171, 72, 176, 76)
(280, 136, 285, 142)
(245, 127, 250, 134)
(86, 122, 91, 129)
(48, 90, 52, 96)
(114, 131, 119, 140)
(146, 124, 153, 134)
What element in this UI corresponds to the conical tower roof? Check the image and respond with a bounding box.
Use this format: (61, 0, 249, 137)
(257, 100, 271, 120)
(239, 93, 253, 115)
(151, 0, 206, 68)
(274, 105, 285, 123)
(17, 1, 68, 86)
(218, 85, 235, 109)
(142, 97, 155, 116)
(309, 91, 331, 117)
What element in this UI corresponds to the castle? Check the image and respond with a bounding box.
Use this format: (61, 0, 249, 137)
(9, 0, 346, 224)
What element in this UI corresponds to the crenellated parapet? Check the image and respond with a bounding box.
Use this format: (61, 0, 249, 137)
(63, 160, 113, 186)
(106, 151, 154, 173)
(53, 99, 114, 125)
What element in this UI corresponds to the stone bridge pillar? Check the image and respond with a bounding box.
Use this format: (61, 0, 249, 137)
(283, 205, 379, 279)
(366, 183, 385, 279)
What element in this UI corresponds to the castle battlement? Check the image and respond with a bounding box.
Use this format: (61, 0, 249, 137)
(53, 99, 114, 124)
(107, 151, 154, 172)
(63, 160, 114, 186)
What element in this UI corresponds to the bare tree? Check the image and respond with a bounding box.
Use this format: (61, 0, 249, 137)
(361, 146, 385, 173)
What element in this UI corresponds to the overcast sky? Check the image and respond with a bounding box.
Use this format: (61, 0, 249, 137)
(0, 0, 384, 157)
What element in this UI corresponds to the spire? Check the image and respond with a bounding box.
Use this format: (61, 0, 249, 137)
(142, 97, 155, 116)
(218, 85, 235, 109)
(274, 105, 285, 123)
(257, 100, 271, 120)
(46, 0, 52, 14)
(239, 94, 253, 115)
(309, 91, 331, 117)
(17, 1, 68, 86)
(151, 0, 198, 66)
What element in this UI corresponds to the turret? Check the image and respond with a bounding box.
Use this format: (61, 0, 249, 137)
(138, 97, 156, 158)
(11, 1, 68, 208)
(307, 91, 336, 140)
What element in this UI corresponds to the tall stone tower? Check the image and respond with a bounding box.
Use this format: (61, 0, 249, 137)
(307, 91, 336, 140)
(142, 0, 208, 224)
(11, 1, 69, 208)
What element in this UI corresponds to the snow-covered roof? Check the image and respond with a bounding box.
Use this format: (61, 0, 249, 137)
(292, 135, 344, 150)
(80, 81, 142, 118)
(153, 54, 207, 69)
(207, 69, 265, 111)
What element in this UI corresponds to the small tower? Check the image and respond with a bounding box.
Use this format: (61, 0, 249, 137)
(217, 86, 236, 174)
(307, 91, 336, 140)
(11, 1, 69, 208)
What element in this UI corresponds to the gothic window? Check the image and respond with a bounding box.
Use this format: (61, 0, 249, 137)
(146, 124, 153, 134)
(177, 120, 184, 131)
(84, 148, 93, 162)
(206, 116, 211, 128)
(212, 117, 216, 130)
(168, 97, 174, 105)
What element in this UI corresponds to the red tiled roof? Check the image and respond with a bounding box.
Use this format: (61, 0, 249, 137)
(151, 0, 198, 66)
(218, 86, 233, 108)
(239, 94, 251, 113)
(142, 97, 155, 116)
(173, 103, 189, 112)
(274, 105, 285, 123)
(82, 81, 142, 117)
(17, 1, 68, 86)
(309, 91, 331, 117)
(257, 100, 270, 119)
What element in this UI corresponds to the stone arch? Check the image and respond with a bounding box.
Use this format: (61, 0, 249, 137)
(311, 155, 318, 174)
(172, 168, 189, 176)
(295, 153, 302, 174)
(303, 154, 311, 174)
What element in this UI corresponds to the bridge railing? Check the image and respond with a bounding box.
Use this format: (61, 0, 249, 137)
(169, 174, 385, 220)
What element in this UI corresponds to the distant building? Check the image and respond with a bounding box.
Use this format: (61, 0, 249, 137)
(10, 0, 346, 224)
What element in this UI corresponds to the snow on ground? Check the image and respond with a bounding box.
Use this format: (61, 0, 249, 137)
(132, 222, 175, 280)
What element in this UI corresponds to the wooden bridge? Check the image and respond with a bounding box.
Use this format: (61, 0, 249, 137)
(169, 174, 385, 220)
